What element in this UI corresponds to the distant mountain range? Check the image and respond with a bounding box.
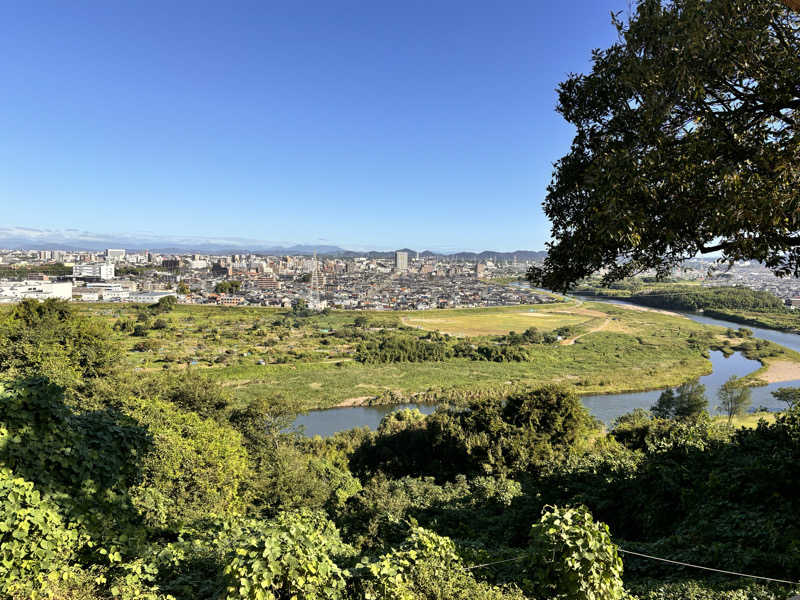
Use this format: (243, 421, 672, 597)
(0, 227, 546, 260)
(341, 249, 547, 261)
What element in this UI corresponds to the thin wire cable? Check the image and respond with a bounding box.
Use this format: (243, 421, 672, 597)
(463, 555, 527, 571)
(462, 548, 800, 586)
(618, 548, 800, 586)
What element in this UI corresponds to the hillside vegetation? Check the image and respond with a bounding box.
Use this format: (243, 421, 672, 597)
(1, 299, 800, 599)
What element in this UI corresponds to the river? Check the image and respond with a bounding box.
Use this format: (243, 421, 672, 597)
(294, 299, 800, 437)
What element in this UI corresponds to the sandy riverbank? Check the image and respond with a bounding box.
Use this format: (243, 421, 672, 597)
(601, 302, 685, 318)
(755, 360, 800, 384)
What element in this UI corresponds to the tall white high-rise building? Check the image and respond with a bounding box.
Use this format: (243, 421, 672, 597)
(395, 251, 408, 272)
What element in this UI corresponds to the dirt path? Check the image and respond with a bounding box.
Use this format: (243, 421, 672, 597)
(551, 307, 609, 319)
(335, 396, 374, 407)
(560, 318, 611, 345)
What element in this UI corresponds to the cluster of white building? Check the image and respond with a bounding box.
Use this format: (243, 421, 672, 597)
(0, 280, 73, 303)
(0, 279, 177, 305)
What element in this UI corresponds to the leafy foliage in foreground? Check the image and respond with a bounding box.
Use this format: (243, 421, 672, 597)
(0, 468, 80, 594)
(1, 301, 799, 599)
(525, 506, 625, 600)
(0, 299, 120, 390)
(356, 526, 525, 600)
(224, 510, 353, 600)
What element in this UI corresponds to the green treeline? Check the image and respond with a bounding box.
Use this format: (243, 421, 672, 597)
(630, 287, 786, 312)
(579, 283, 800, 333)
(355, 332, 453, 363)
(579, 284, 787, 313)
(355, 327, 564, 364)
(1, 299, 799, 599)
(0, 263, 73, 279)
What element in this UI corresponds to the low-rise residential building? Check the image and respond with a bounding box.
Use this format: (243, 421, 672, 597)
(128, 291, 177, 304)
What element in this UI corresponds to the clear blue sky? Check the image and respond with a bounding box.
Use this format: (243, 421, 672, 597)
(1, 1, 626, 252)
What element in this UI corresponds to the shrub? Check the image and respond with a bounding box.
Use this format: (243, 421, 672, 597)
(358, 527, 524, 600)
(352, 385, 592, 479)
(0, 299, 120, 389)
(132, 339, 160, 352)
(224, 510, 352, 600)
(129, 396, 252, 527)
(524, 505, 625, 600)
(0, 377, 149, 551)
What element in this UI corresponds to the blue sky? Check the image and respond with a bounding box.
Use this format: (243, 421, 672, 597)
(1, 1, 626, 252)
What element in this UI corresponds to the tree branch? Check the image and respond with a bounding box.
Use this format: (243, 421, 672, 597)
(700, 235, 800, 254)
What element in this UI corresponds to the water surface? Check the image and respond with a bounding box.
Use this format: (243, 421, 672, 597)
(294, 403, 437, 438)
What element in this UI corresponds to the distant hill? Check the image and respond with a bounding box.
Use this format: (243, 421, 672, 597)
(0, 228, 351, 255)
(0, 227, 545, 259)
(336, 249, 546, 261)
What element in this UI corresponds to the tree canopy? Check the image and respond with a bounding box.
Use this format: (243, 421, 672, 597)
(531, 0, 800, 291)
(651, 378, 708, 420)
(717, 375, 752, 424)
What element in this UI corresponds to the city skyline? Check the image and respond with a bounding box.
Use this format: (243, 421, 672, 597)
(2, 1, 627, 251)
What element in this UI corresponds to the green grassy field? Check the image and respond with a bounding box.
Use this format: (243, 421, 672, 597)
(401, 303, 596, 337)
(33, 299, 798, 410)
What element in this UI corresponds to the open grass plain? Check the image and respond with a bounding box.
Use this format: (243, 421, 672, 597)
(401, 303, 599, 337)
(49, 297, 800, 410)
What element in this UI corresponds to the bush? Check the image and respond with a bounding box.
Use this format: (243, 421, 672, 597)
(0, 299, 120, 389)
(355, 333, 452, 364)
(358, 527, 524, 600)
(0, 377, 150, 551)
(630, 579, 786, 600)
(129, 396, 252, 527)
(133, 339, 160, 352)
(224, 510, 352, 600)
(157, 370, 231, 418)
(352, 385, 592, 479)
(149, 295, 177, 314)
(525, 505, 625, 600)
